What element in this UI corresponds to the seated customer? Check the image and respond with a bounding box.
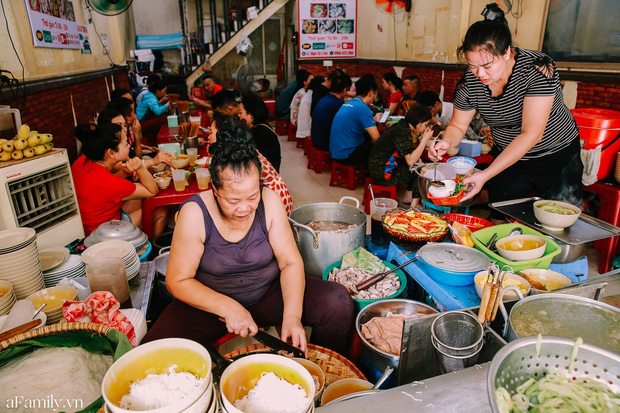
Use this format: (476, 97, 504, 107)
(111, 88, 132, 101)
(71, 123, 159, 236)
(329, 75, 380, 166)
(399, 75, 422, 114)
(212, 90, 240, 116)
(190, 73, 224, 111)
(381, 72, 404, 115)
(418, 91, 454, 132)
(142, 126, 353, 354)
(310, 69, 346, 116)
(369, 104, 433, 208)
(311, 74, 352, 151)
(135, 78, 171, 145)
(296, 76, 325, 141)
(238, 94, 282, 172)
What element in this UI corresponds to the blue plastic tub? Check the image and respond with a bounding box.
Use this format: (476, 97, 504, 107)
(417, 255, 479, 286)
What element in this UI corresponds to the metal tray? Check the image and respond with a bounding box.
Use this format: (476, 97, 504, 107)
(489, 197, 620, 245)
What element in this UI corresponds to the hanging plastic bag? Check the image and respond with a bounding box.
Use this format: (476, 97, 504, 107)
(236, 31, 253, 56)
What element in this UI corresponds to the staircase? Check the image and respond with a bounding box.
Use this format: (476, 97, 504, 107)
(182, 0, 291, 87)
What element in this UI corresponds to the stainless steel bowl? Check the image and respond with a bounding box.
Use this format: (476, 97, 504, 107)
(551, 239, 589, 263)
(414, 163, 482, 208)
(355, 299, 438, 372)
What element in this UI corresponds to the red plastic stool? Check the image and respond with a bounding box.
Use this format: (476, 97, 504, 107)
(305, 137, 315, 168)
(275, 119, 289, 135)
(362, 177, 397, 214)
(296, 136, 306, 150)
(288, 123, 297, 141)
(330, 161, 365, 190)
(314, 150, 332, 174)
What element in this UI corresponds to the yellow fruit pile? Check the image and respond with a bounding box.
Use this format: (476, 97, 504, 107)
(0, 125, 54, 161)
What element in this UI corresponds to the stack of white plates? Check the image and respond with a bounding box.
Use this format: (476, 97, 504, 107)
(43, 255, 86, 288)
(0, 280, 16, 316)
(0, 228, 45, 299)
(81, 240, 141, 281)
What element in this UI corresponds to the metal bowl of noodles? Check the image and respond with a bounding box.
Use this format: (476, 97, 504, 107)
(414, 163, 482, 208)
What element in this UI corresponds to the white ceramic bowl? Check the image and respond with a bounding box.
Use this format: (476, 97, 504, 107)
(25, 285, 77, 313)
(102, 338, 213, 413)
(220, 353, 315, 413)
(448, 156, 477, 175)
(171, 155, 190, 169)
(496, 235, 547, 261)
(0, 280, 14, 304)
(533, 200, 581, 231)
(517, 268, 572, 293)
(155, 176, 171, 189)
(293, 358, 326, 402)
(320, 378, 374, 406)
(195, 157, 210, 167)
(447, 147, 460, 156)
(473, 270, 531, 299)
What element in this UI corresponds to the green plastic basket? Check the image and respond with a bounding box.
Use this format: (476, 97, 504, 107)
(323, 260, 407, 315)
(471, 223, 560, 273)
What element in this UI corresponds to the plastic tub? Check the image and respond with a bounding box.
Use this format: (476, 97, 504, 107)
(471, 223, 560, 273)
(571, 108, 620, 180)
(139, 241, 152, 262)
(443, 213, 493, 232)
(323, 260, 407, 315)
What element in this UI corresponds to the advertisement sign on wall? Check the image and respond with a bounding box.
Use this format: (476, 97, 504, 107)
(23, 0, 83, 49)
(298, 0, 356, 59)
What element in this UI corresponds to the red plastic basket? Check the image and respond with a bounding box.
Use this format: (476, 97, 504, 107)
(427, 181, 465, 206)
(444, 213, 493, 232)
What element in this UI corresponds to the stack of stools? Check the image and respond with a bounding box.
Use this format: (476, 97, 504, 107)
(362, 177, 397, 214)
(330, 161, 365, 190)
(275, 119, 289, 135)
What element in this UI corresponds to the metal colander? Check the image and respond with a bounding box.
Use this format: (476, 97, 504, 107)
(431, 311, 484, 373)
(487, 336, 620, 413)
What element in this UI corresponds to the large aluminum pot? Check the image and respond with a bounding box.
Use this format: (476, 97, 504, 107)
(289, 197, 366, 278)
(498, 287, 620, 353)
(414, 163, 482, 208)
(355, 299, 438, 372)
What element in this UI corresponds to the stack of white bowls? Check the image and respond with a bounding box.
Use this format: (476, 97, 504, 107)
(43, 255, 86, 288)
(0, 280, 16, 316)
(81, 240, 141, 281)
(0, 228, 45, 299)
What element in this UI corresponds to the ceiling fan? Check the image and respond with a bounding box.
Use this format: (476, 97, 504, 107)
(85, 0, 133, 16)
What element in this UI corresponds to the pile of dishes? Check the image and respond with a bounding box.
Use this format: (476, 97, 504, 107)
(0, 228, 45, 299)
(39, 247, 70, 272)
(84, 220, 149, 253)
(0, 280, 16, 316)
(25, 285, 77, 324)
(43, 254, 86, 288)
(81, 240, 141, 281)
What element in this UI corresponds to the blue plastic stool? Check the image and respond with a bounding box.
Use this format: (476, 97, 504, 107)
(423, 200, 470, 215)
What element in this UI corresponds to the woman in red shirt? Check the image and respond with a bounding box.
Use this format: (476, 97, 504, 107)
(382, 72, 404, 115)
(72, 123, 159, 235)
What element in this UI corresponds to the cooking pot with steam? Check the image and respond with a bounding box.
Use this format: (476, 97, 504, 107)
(289, 197, 366, 278)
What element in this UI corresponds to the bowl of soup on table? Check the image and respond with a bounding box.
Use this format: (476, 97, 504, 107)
(517, 268, 572, 294)
(496, 235, 546, 261)
(533, 200, 581, 231)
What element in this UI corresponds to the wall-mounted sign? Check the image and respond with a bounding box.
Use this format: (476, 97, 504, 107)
(24, 0, 83, 49)
(298, 0, 356, 59)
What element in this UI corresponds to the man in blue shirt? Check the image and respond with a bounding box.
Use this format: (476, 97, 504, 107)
(311, 74, 352, 151)
(330, 75, 380, 166)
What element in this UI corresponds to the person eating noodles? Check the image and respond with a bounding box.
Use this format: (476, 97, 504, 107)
(143, 124, 353, 354)
(430, 5, 581, 222)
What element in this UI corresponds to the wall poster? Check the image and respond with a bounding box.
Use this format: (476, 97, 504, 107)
(23, 0, 83, 49)
(298, 0, 356, 59)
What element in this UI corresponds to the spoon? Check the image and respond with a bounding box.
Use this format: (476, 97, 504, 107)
(429, 138, 445, 188)
(509, 227, 523, 237)
(32, 304, 46, 320)
(368, 184, 376, 205)
(372, 366, 394, 389)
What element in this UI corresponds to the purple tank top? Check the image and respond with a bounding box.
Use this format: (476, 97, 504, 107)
(180, 190, 280, 307)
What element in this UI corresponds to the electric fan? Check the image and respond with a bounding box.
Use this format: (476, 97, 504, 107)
(233, 64, 254, 93)
(375, 0, 411, 14)
(85, 0, 133, 16)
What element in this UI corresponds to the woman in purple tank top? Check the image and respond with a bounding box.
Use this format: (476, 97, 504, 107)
(144, 117, 354, 355)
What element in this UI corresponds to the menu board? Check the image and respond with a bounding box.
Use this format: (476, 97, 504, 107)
(298, 0, 356, 59)
(23, 0, 83, 49)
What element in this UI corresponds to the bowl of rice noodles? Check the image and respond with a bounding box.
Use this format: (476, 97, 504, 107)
(220, 353, 316, 413)
(102, 338, 213, 413)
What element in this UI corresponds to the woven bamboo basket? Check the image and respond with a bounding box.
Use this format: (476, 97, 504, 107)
(0, 322, 114, 350)
(223, 343, 366, 388)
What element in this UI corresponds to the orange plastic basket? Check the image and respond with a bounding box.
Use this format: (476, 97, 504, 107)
(443, 213, 493, 232)
(427, 180, 465, 206)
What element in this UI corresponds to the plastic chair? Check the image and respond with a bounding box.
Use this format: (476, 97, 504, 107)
(363, 177, 397, 214)
(330, 161, 365, 190)
(313, 149, 332, 174)
(296, 137, 306, 150)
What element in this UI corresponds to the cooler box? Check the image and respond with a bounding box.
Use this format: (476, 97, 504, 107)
(572, 108, 620, 181)
(263, 99, 276, 119)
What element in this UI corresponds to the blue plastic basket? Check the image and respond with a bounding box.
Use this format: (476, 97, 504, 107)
(139, 241, 152, 262)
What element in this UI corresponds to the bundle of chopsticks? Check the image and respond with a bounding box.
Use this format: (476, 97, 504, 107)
(178, 122, 200, 138)
(168, 93, 179, 103)
(176, 101, 190, 113)
(478, 264, 508, 324)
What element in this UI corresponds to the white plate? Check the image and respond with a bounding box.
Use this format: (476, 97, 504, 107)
(0, 246, 40, 264)
(0, 311, 47, 331)
(43, 255, 84, 276)
(0, 228, 36, 252)
(39, 247, 70, 271)
(81, 240, 134, 265)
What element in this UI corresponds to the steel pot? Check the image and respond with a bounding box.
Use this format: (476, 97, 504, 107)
(551, 240, 589, 263)
(498, 287, 620, 353)
(289, 197, 366, 278)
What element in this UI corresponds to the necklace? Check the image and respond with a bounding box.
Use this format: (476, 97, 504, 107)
(214, 195, 251, 231)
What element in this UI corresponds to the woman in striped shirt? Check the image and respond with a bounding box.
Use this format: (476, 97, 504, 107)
(432, 16, 582, 221)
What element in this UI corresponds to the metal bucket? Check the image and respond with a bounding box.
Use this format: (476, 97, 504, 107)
(289, 197, 366, 278)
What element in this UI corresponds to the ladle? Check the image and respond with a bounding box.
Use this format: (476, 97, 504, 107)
(429, 137, 445, 188)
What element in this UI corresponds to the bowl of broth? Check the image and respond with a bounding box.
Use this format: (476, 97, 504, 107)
(533, 200, 581, 231)
(496, 235, 547, 261)
(320, 378, 374, 406)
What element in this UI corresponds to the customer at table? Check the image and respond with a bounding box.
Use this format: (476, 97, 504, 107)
(381, 72, 404, 115)
(310, 68, 346, 116)
(418, 91, 454, 132)
(289, 70, 313, 127)
(430, 6, 582, 222)
(369, 104, 433, 208)
(212, 90, 240, 117)
(238, 94, 282, 172)
(399, 75, 422, 114)
(111, 88, 132, 101)
(72, 123, 159, 236)
(296, 76, 325, 142)
(135, 78, 171, 146)
(311, 74, 352, 151)
(275, 79, 297, 118)
(142, 129, 353, 354)
(190, 73, 224, 112)
(329, 74, 380, 167)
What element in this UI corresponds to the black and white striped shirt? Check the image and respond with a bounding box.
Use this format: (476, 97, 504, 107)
(454, 48, 579, 161)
